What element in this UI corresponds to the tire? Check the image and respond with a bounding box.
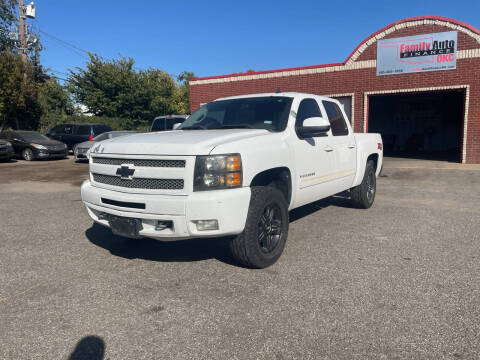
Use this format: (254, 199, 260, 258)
(22, 148, 34, 161)
(230, 186, 289, 269)
(350, 160, 376, 209)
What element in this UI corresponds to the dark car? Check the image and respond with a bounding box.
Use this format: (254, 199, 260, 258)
(46, 123, 112, 151)
(0, 139, 14, 162)
(150, 115, 188, 132)
(0, 130, 68, 161)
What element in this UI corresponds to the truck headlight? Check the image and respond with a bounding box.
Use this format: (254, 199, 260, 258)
(6, 141, 12, 147)
(194, 154, 242, 191)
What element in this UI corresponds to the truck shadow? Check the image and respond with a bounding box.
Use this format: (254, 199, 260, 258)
(85, 223, 238, 266)
(290, 192, 352, 222)
(85, 193, 352, 266)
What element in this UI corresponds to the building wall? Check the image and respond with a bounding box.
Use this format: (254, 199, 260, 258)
(190, 18, 480, 163)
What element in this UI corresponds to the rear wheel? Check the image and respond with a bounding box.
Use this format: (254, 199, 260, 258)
(350, 160, 376, 208)
(230, 186, 289, 268)
(22, 148, 34, 161)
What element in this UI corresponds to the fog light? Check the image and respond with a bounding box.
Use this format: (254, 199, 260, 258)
(193, 220, 219, 231)
(155, 220, 173, 231)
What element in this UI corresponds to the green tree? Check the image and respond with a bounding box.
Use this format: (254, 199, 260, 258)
(0, 0, 16, 52)
(0, 52, 39, 131)
(37, 77, 76, 131)
(68, 54, 192, 126)
(177, 71, 195, 114)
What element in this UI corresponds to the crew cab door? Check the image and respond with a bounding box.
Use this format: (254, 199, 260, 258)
(321, 100, 357, 191)
(291, 98, 337, 208)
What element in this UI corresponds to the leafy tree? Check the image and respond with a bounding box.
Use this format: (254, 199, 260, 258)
(0, 0, 16, 52)
(37, 78, 77, 131)
(68, 54, 193, 125)
(177, 71, 195, 114)
(0, 52, 39, 131)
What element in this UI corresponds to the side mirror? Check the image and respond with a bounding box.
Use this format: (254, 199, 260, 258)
(298, 117, 330, 138)
(172, 122, 182, 130)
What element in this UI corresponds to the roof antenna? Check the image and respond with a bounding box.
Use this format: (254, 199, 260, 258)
(276, 87, 281, 93)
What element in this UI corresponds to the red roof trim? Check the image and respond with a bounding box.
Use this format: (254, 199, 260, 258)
(190, 15, 480, 82)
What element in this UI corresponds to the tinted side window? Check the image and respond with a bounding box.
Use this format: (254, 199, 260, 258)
(166, 118, 185, 129)
(92, 125, 109, 135)
(64, 125, 73, 134)
(51, 125, 65, 134)
(322, 101, 349, 136)
(151, 119, 165, 131)
(77, 125, 91, 135)
(295, 98, 321, 134)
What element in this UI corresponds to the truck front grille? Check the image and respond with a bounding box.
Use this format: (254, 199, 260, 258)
(92, 157, 185, 168)
(92, 173, 184, 190)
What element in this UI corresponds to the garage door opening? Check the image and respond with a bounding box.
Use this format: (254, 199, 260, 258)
(368, 90, 465, 162)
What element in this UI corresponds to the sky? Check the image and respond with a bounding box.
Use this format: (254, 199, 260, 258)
(27, 0, 480, 82)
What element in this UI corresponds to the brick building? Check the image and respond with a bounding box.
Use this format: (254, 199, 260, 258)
(189, 16, 480, 163)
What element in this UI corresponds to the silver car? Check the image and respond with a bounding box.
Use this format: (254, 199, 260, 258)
(74, 131, 140, 161)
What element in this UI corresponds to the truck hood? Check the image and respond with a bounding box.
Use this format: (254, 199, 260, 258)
(90, 129, 270, 156)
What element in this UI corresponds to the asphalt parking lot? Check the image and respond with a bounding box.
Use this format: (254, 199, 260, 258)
(1, 157, 480, 359)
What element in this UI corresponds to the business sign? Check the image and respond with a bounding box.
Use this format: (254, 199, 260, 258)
(376, 31, 457, 76)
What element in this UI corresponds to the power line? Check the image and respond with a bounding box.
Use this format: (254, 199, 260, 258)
(31, 28, 186, 81)
(35, 27, 90, 60)
(49, 69, 69, 76)
(48, 74, 68, 82)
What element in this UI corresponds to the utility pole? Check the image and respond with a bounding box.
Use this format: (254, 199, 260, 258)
(18, 0, 27, 64)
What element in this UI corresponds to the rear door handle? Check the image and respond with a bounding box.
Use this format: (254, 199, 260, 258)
(324, 146, 334, 152)
(348, 144, 356, 149)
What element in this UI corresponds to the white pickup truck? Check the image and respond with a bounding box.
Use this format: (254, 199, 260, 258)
(81, 92, 383, 268)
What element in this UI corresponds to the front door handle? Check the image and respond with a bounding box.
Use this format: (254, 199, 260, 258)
(348, 144, 356, 149)
(324, 146, 334, 152)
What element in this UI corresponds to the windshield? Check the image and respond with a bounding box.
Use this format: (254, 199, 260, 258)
(178, 96, 293, 131)
(18, 132, 50, 142)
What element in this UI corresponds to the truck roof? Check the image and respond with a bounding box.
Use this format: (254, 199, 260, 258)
(215, 92, 336, 102)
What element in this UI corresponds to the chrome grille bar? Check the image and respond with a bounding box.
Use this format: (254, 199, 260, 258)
(92, 157, 186, 168)
(92, 173, 184, 190)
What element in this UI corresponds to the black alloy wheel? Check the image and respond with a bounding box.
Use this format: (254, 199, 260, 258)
(258, 204, 283, 253)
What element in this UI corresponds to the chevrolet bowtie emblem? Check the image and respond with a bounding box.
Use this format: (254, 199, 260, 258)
(116, 165, 135, 180)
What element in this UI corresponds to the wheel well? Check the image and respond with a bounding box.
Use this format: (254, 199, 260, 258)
(367, 153, 378, 171)
(250, 167, 292, 205)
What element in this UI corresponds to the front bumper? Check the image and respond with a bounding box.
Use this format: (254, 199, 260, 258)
(75, 147, 90, 160)
(34, 148, 68, 159)
(81, 180, 251, 240)
(0, 148, 14, 159)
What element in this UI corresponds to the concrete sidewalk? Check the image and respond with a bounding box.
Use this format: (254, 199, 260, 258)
(383, 157, 480, 170)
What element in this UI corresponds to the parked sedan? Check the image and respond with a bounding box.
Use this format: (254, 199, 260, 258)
(0, 139, 14, 162)
(0, 131, 68, 161)
(74, 131, 140, 161)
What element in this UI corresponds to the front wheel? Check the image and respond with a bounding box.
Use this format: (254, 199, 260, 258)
(22, 148, 34, 161)
(230, 186, 289, 268)
(350, 160, 376, 208)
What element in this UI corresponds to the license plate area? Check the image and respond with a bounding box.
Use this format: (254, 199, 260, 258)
(106, 215, 143, 238)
